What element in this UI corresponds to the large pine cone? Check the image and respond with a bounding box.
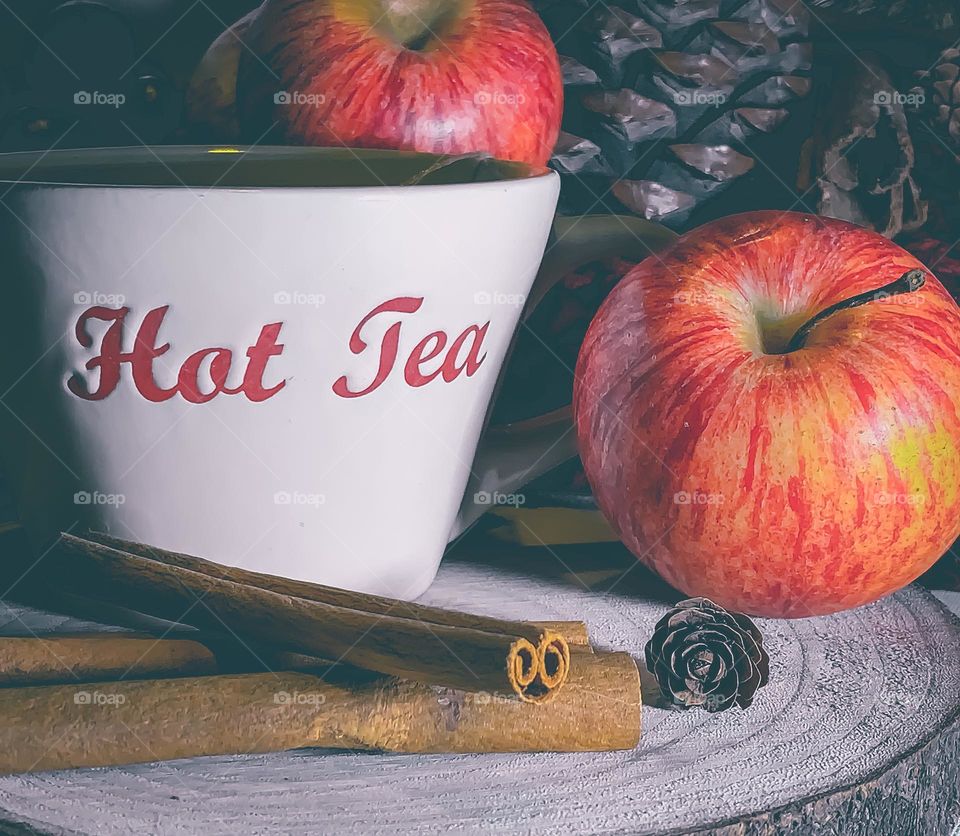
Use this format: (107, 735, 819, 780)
(916, 48, 960, 154)
(533, 0, 814, 230)
(804, 0, 958, 31)
(645, 597, 770, 712)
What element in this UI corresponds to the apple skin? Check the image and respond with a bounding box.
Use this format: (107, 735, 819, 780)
(184, 8, 258, 140)
(574, 211, 960, 618)
(237, 0, 562, 167)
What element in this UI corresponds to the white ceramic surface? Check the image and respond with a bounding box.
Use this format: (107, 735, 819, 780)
(0, 146, 573, 598)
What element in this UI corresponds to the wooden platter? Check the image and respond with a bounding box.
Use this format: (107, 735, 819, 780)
(0, 540, 957, 835)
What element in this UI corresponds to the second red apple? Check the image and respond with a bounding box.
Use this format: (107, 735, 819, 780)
(236, 0, 562, 167)
(574, 212, 960, 618)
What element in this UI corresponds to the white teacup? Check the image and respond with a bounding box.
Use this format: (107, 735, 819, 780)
(0, 146, 672, 598)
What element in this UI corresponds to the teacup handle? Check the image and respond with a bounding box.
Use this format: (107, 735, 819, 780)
(449, 214, 678, 539)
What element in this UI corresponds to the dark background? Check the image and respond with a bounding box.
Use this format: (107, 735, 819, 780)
(0, 0, 257, 151)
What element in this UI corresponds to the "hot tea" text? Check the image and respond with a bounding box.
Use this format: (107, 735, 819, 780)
(67, 297, 491, 403)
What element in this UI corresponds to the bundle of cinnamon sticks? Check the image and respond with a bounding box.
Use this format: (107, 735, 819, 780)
(0, 532, 641, 773)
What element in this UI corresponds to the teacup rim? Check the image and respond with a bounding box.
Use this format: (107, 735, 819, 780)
(0, 144, 556, 191)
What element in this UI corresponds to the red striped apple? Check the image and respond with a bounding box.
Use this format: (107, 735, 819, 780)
(574, 211, 960, 617)
(236, 0, 562, 166)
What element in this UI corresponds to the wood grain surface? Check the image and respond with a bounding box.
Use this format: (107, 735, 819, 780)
(0, 540, 958, 835)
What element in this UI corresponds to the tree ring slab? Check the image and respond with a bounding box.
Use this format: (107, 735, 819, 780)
(0, 545, 957, 835)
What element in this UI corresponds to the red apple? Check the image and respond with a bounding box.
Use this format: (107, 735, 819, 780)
(574, 211, 960, 618)
(235, 0, 562, 166)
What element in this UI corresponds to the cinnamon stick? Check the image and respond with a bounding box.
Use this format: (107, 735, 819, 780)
(0, 630, 579, 689)
(0, 635, 216, 686)
(1, 585, 590, 682)
(83, 531, 593, 646)
(0, 649, 640, 773)
(0, 629, 576, 688)
(39, 534, 571, 703)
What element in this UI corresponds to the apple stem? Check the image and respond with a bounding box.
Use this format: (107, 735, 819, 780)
(785, 269, 926, 353)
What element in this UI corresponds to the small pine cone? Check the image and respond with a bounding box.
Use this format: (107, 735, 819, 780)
(644, 598, 770, 713)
